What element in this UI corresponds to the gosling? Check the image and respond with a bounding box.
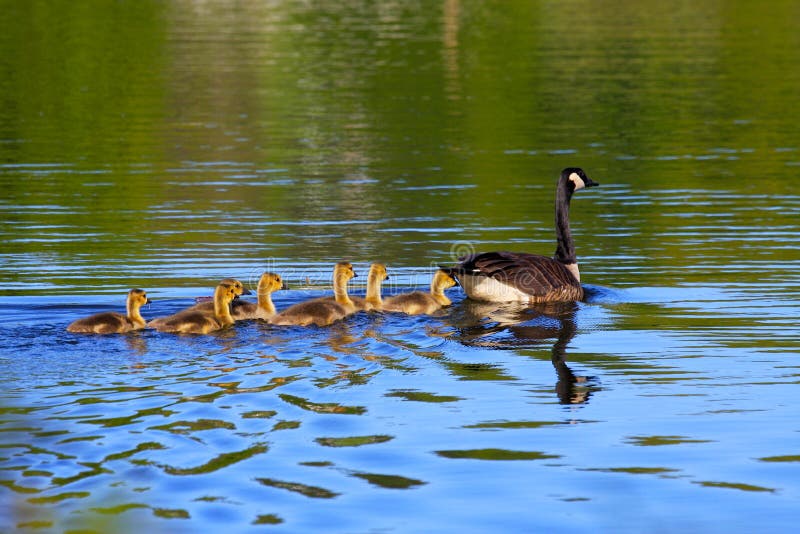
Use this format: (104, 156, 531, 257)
(151, 283, 237, 334)
(67, 289, 151, 334)
(148, 277, 249, 329)
(382, 269, 458, 315)
(231, 272, 284, 320)
(269, 262, 358, 327)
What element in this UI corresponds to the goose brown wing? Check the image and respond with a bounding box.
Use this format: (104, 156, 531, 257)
(457, 251, 580, 297)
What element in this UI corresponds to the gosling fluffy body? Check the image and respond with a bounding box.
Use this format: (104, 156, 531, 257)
(383, 269, 457, 315)
(67, 289, 150, 334)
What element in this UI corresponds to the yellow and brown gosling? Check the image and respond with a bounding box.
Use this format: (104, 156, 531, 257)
(67, 289, 151, 334)
(269, 262, 358, 327)
(151, 283, 237, 334)
(231, 272, 283, 320)
(382, 269, 458, 315)
(148, 277, 249, 329)
(326, 263, 388, 311)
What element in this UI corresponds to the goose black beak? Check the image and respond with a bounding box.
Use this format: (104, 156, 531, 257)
(585, 176, 599, 187)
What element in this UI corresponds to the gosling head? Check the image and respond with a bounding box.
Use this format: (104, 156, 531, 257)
(367, 263, 389, 283)
(257, 272, 284, 294)
(216, 283, 239, 304)
(220, 278, 252, 296)
(334, 262, 357, 282)
(128, 288, 151, 307)
(561, 167, 599, 192)
(433, 269, 458, 291)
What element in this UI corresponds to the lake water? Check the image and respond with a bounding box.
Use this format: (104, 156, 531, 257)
(2, 1, 800, 531)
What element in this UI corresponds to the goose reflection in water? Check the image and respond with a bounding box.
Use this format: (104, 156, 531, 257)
(448, 300, 598, 405)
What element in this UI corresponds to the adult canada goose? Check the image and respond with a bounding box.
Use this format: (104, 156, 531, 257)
(450, 167, 598, 303)
(325, 263, 388, 311)
(269, 262, 358, 327)
(151, 283, 237, 334)
(231, 272, 284, 320)
(67, 289, 151, 334)
(383, 269, 458, 315)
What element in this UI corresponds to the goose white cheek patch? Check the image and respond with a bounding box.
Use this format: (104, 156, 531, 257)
(569, 172, 585, 190)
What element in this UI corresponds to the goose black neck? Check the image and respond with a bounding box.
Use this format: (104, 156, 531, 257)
(554, 180, 577, 264)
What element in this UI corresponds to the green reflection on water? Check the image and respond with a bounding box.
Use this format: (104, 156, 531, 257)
(0, 1, 798, 295)
(159, 443, 268, 476)
(255, 477, 340, 499)
(435, 448, 561, 461)
(315, 434, 393, 447)
(351, 472, 427, 489)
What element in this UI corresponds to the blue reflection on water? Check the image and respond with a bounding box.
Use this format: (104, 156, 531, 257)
(2, 283, 799, 531)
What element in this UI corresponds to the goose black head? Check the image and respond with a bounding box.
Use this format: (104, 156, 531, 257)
(561, 167, 599, 192)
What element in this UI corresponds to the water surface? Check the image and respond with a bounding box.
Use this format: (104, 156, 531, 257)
(1, 1, 799, 531)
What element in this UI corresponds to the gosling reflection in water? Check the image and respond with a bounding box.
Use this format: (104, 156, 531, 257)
(449, 300, 596, 405)
(124, 331, 149, 356)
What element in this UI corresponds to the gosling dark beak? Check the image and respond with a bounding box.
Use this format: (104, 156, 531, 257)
(281, 282, 288, 290)
(385, 274, 390, 280)
(241, 287, 253, 295)
(145, 298, 152, 305)
(585, 176, 599, 187)
(352, 273, 358, 278)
